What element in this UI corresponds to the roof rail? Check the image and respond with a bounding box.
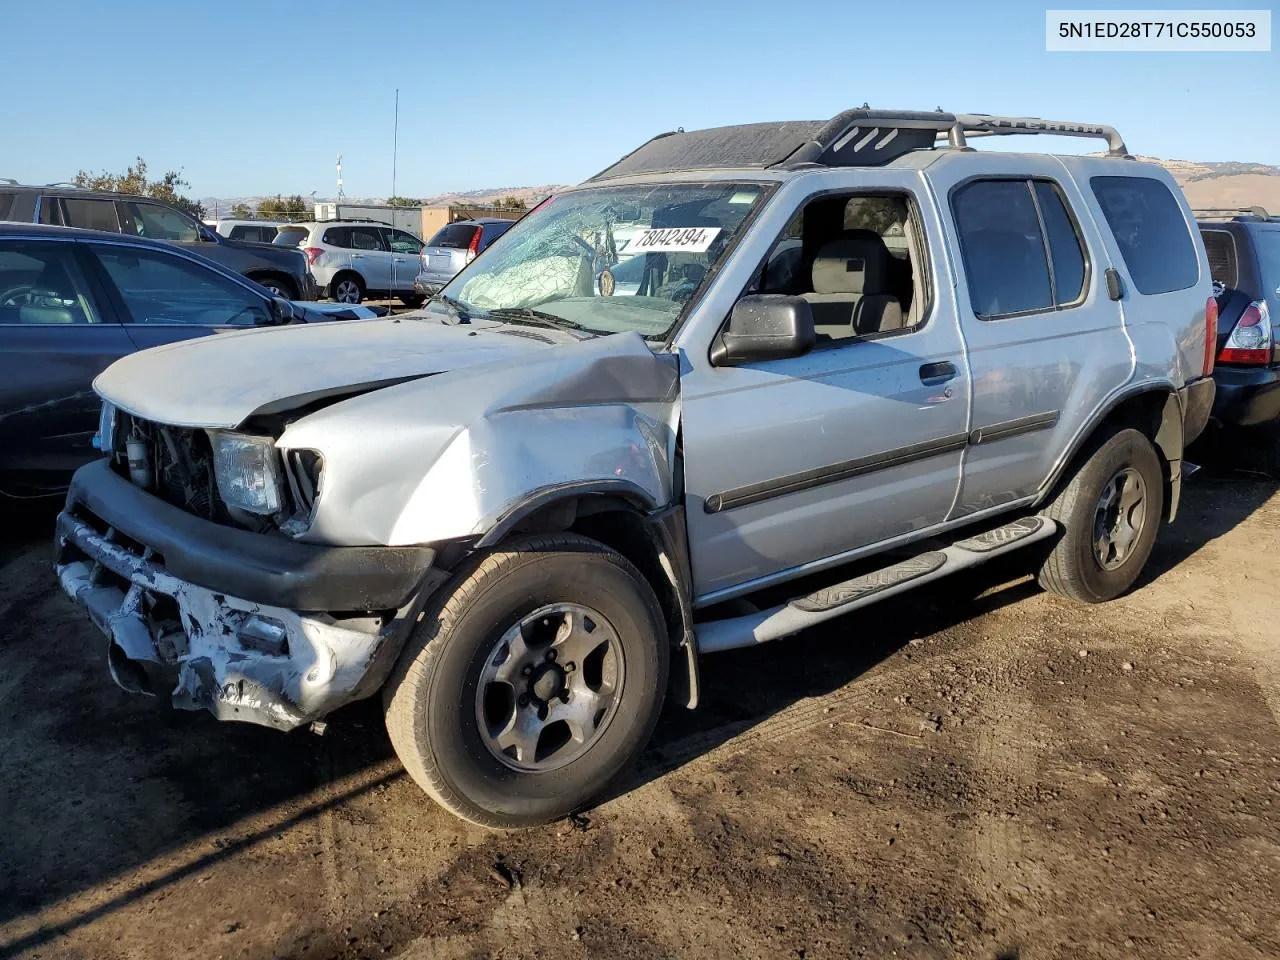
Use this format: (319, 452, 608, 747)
(1193, 206, 1274, 221)
(778, 109, 1130, 168)
(0, 178, 16, 185)
(44, 181, 88, 189)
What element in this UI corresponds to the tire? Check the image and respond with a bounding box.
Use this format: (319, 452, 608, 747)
(1037, 427, 1165, 604)
(253, 275, 297, 299)
(331, 273, 365, 304)
(398, 293, 426, 308)
(384, 534, 669, 828)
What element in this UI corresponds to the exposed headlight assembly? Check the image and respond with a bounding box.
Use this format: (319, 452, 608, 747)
(93, 401, 116, 453)
(209, 431, 284, 516)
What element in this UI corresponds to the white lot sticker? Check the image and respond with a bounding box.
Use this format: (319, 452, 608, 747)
(624, 226, 722, 254)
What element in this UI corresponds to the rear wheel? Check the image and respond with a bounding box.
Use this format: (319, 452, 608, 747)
(1037, 427, 1165, 603)
(384, 534, 669, 828)
(331, 273, 364, 304)
(254, 275, 297, 299)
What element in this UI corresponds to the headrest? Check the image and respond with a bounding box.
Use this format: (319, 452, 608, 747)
(811, 230, 891, 295)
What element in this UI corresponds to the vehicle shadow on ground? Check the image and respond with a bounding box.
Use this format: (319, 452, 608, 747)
(0, 474, 1274, 953)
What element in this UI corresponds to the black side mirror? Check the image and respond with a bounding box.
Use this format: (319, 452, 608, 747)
(711, 294, 816, 366)
(268, 297, 297, 325)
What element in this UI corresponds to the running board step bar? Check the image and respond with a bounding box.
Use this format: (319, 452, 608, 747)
(695, 516, 1058, 654)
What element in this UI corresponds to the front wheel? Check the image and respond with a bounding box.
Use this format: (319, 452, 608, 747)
(1037, 427, 1165, 603)
(384, 534, 669, 828)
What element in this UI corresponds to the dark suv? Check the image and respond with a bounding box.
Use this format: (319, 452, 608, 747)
(1197, 208, 1280, 469)
(0, 184, 315, 300)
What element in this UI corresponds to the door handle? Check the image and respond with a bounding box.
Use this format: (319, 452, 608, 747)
(919, 361, 958, 386)
(351, 253, 364, 259)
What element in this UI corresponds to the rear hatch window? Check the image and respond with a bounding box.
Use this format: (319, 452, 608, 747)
(1254, 228, 1280, 295)
(426, 223, 479, 249)
(274, 227, 309, 246)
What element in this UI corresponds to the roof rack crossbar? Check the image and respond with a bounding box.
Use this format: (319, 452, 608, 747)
(948, 114, 1129, 157)
(1192, 206, 1272, 219)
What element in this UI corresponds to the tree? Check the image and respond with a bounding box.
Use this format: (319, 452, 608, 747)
(74, 156, 204, 219)
(229, 202, 252, 218)
(387, 196, 421, 207)
(257, 194, 309, 219)
(498, 196, 526, 210)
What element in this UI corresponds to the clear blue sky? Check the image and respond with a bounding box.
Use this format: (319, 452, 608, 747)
(0, 0, 1274, 200)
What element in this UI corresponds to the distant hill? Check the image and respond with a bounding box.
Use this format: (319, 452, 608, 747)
(202, 159, 1280, 220)
(1144, 157, 1280, 214)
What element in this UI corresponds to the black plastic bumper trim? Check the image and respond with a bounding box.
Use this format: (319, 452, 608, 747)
(61, 459, 434, 611)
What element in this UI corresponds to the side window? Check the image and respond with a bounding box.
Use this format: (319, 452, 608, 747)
(1200, 230, 1238, 289)
(0, 192, 15, 220)
(39, 197, 64, 225)
(389, 229, 423, 254)
(229, 225, 252, 241)
(125, 201, 200, 242)
(92, 245, 269, 327)
(322, 227, 350, 247)
(0, 240, 99, 324)
(62, 198, 120, 232)
(1033, 181, 1087, 305)
(1090, 176, 1198, 295)
(952, 180, 1052, 317)
(350, 227, 385, 251)
(749, 190, 927, 343)
(478, 222, 514, 251)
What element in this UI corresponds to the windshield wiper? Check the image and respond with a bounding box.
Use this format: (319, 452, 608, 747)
(429, 293, 478, 323)
(487, 306, 591, 334)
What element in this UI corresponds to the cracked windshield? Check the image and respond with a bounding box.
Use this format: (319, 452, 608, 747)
(437, 183, 764, 337)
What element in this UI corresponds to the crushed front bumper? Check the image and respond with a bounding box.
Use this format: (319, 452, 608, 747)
(54, 461, 440, 731)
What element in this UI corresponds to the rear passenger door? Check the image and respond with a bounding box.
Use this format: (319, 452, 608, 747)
(0, 238, 134, 488)
(349, 226, 392, 293)
(928, 158, 1130, 518)
(387, 228, 424, 292)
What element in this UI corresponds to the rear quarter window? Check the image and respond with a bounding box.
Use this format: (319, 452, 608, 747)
(322, 227, 351, 247)
(427, 223, 479, 249)
(0, 192, 14, 220)
(1091, 176, 1198, 295)
(1251, 228, 1280, 293)
(1199, 229, 1239, 289)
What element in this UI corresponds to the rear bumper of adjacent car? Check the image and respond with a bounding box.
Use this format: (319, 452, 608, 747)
(54, 460, 439, 731)
(1210, 365, 1280, 429)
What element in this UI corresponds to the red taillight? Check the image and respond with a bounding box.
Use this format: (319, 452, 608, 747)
(1203, 296, 1218, 375)
(302, 246, 324, 266)
(1217, 299, 1273, 366)
(464, 227, 482, 264)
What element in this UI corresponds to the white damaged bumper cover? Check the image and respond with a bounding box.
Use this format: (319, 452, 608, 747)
(54, 460, 437, 730)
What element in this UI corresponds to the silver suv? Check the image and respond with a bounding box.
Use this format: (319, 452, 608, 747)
(275, 220, 426, 305)
(55, 109, 1216, 828)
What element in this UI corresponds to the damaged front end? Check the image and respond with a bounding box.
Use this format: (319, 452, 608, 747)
(54, 461, 439, 730)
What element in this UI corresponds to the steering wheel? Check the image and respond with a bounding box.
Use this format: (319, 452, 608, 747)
(0, 284, 35, 307)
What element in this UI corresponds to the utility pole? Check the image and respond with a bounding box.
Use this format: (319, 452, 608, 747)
(391, 88, 400, 205)
(336, 153, 344, 202)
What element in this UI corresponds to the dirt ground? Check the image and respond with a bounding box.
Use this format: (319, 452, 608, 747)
(1, 467, 1278, 960)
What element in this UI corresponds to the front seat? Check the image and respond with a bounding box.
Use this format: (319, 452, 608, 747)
(802, 231, 904, 337)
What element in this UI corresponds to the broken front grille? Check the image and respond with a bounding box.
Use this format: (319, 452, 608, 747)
(111, 414, 233, 526)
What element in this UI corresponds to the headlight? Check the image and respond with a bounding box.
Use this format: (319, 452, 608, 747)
(93, 401, 116, 452)
(210, 431, 283, 515)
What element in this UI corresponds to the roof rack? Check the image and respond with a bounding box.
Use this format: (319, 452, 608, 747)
(590, 108, 1131, 180)
(1193, 206, 1275, 221)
